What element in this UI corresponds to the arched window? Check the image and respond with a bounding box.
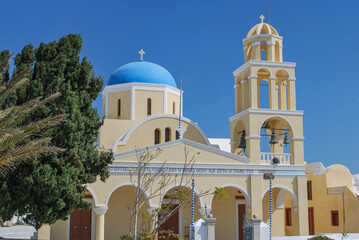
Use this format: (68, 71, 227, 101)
(147, 98, 152, 116)
(173, 102, 176, 115)
(154, 129, 160, 144)
(165, 128, 171, 142)
(117, 99, 121, 117)
(176, 130, 180, 140)
(259, 80, 269, 108)
(260, 40, 267, 61)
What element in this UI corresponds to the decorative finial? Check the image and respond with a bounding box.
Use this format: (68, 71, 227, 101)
(260, 14, 265, 23)
(138, 49, 145, 60)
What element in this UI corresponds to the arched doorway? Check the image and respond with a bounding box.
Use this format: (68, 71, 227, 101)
(105, 185, 150, 240)
(159, 186, 202, 239)
(211, 186, 250, 240)
(262, 186, 297, 236)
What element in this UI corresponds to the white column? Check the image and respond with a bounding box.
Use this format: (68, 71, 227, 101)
(130, 87, 135, 120)
(163, 88, 167, 114)
(268, 76, 278, 109)
(205, 216, 216, 240)
(248, 75, 258, 108)
(94, 207, 108, 240)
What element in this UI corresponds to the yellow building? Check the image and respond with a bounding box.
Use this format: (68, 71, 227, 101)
(44, 15, 311, 240)
(305, 163, 359, 235)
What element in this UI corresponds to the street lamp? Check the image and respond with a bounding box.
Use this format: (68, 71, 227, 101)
(263, 172, 275, 240)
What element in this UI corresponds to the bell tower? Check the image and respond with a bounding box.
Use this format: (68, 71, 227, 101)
(230, 15, 304, 166)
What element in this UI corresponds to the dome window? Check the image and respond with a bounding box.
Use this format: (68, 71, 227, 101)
(147, 98, 152, 116)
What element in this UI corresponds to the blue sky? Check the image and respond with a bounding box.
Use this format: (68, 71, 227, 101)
(1, 0, 359, 173)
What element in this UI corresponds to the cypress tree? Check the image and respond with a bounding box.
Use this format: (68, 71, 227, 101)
(0, 34, 113, 229)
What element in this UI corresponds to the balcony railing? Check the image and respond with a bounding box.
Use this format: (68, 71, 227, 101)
(260, 152, 293, 165)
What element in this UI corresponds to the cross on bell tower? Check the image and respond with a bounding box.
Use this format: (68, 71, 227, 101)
(260, 14, 265, 23)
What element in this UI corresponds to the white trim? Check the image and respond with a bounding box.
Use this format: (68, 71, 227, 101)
(240, 79, 247, 84)
(252, 42, 260, 46)
(160, 183, 204, 208)
(113, 138, 250, 163)
(288, 77, 296, 81)
(229, 108, 304, 123)
(164, 88, 168, 114)
(110, 160, 306, 174)
(233, 60, 296, 77)
(245, 135, 261, 139)
(269, 76, 277, 80)
(85, 186, 98, 206)
(111, 114, 211, 151)
(292, 137, 305, 141)
(261, 184, 298, 209)
(102, 82, 180, 97)
(258, 115, 297, 136)
(105, 182, 154, 207)
(248, 75, 258, 79)
(130, 86, 135, 120)
(244, 34, 283, 42)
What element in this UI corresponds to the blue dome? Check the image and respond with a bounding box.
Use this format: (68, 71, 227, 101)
(108, 60, 177, 88)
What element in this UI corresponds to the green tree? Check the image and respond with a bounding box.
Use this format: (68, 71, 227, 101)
(0, 34, 113, 229)
(0, 53, 67, 173)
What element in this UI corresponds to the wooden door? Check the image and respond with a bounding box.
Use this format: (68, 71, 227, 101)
(70, 207, 92, 240)
(238, 204, 245, 240)
(308, 207, 315, 235)
(159, 205, 179, 240)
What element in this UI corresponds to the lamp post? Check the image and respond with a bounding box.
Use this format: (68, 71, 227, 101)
(263, 172, 275, 240)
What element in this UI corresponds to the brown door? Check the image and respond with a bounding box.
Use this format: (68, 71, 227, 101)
(70, 207, 92, 240)
(308, 207, 315, 235)
(159, 205, 179, 240)
(238, 204, 245, 240)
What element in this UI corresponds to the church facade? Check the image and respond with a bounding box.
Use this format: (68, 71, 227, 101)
(45, 16, 310, 240)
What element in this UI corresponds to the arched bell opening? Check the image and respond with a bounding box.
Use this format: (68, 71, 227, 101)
(259, 116, 293, 165)
(257, 68, 271, 109)
(262, 187, 297, 237)
(211, 186, 250, 240)
(276, 69, 290, 110)
(260, 40, 268, 61)
(232, 120, 246, 156)
(245, 42, 253, 61)
(159, 186, 202, 239)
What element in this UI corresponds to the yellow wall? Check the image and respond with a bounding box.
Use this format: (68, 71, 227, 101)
(307, 164, 359, 234)
(108, 90, 131, 119)
(105, 185, 150, 239)
(115, 118, 208, 153)
(135, 90, 164, 120)
(50, 220, 68, 240)
(167, 93, 180, 115)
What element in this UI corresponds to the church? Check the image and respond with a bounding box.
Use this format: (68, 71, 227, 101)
(44, 16, 310, 240)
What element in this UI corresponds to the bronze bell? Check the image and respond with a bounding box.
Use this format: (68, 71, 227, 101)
(269, 132, 279, 144)
(238, 131, 246, 149)
(283, 134, 290, 145)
